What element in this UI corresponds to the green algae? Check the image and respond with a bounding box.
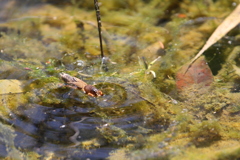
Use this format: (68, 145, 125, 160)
(217, 146, 240, 160)
(190, 120, 222, 147)
(108, 83, 240, 159)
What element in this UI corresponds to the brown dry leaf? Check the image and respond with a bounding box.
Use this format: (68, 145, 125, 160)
(186, 4, 240, 72)
(176, 56, 214, 91)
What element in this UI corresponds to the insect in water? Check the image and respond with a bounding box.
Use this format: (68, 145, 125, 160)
(59, 72, 103, 97)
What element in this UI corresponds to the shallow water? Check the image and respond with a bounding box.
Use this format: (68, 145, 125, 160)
(0, 0, 240, 159)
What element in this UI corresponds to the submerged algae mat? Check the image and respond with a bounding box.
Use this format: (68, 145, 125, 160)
(0, 0, 240, 159)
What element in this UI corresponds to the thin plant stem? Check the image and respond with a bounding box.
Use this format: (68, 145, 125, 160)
(94, 0, 104, 59)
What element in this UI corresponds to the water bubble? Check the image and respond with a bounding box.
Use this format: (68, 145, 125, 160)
(60, 125, 66, 128)
(76, 60, 85, 66)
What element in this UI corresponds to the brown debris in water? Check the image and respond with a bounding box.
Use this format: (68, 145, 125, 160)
(176, 56, 214, 91)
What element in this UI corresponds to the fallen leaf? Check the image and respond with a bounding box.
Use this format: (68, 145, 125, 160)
(176, 56, 214, 91)
(185, 4, 240, 73)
